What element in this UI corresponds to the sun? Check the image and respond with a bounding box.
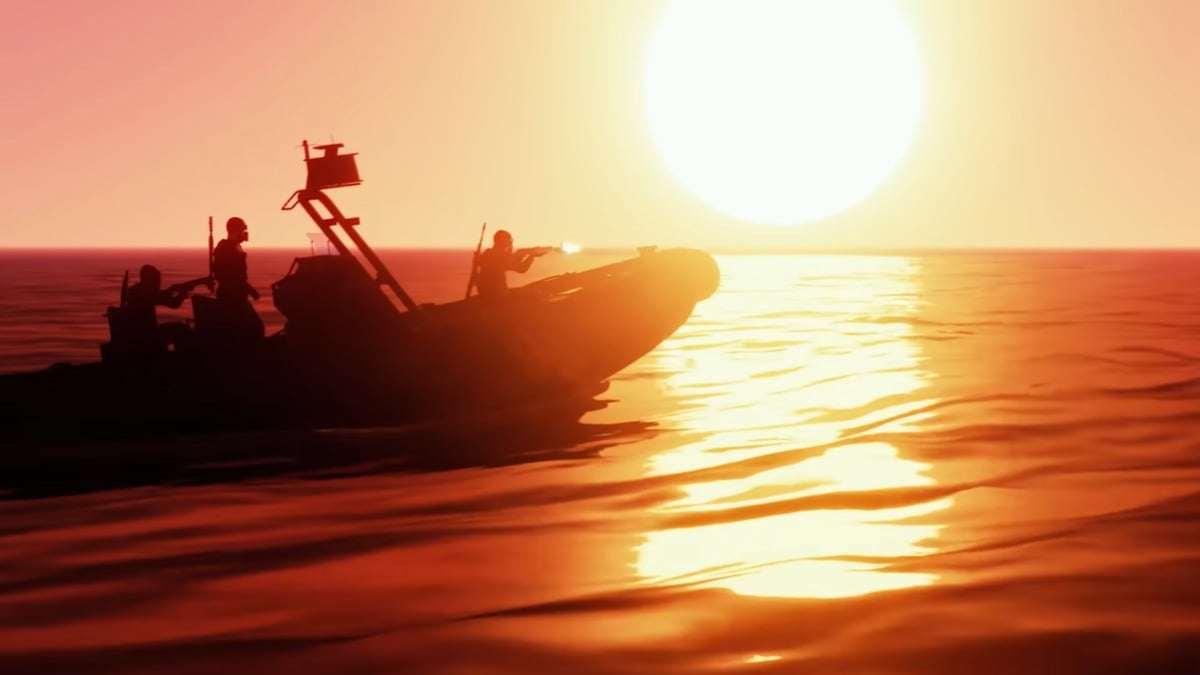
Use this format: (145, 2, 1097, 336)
(645, 0, 922, 226)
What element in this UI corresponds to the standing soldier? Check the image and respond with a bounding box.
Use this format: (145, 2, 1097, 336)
(212, 216, 264, 340)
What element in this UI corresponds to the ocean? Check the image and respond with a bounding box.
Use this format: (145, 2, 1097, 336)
(1, 248, 1198, 674)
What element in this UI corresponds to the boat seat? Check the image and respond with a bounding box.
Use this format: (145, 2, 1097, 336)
(102, 306, 166, 364)
(105, 306, 137, 345)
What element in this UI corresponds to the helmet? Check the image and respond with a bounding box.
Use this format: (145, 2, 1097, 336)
(226, 216, 247, 233)
(493, 229, 513, 246)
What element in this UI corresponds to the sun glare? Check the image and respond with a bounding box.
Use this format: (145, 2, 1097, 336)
(631, 256, 951, 599)
(645, 0, 922, 226)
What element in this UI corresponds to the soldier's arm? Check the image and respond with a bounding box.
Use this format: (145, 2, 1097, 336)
(510, 253, 536, 273)
(158, 289, 187, 309)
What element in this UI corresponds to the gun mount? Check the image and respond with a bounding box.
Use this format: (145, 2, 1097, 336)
(305, 142, 362, 190)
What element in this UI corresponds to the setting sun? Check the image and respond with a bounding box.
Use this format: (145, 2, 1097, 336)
(645, 0, 922, 226)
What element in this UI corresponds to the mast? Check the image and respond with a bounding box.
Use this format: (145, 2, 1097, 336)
(282, 141, 420, 313)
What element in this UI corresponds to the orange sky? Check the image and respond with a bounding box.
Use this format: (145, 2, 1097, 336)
(2, 0, 1199, 249)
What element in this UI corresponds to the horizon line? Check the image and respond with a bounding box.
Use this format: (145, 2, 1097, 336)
(4, 245, 1200, 254)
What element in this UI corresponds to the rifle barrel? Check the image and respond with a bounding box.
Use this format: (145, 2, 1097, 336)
(464, 222, 487, 299)
(207, 216, 214, 280)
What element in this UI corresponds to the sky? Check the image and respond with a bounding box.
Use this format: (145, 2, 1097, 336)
(2, 0, 1199, 250)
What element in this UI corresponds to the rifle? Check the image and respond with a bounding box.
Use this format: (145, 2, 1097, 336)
(207, 216, 214, 279)
(464, 222, 487, 299)
(515, 245, 558, 258)
(166, 275, 215, 296)
(119, 270, 129, 309)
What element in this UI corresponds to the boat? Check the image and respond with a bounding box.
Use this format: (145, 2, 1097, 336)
(0, 142, 720, 443)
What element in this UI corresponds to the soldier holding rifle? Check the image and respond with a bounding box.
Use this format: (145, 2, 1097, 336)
(473, 229, 553, 298)
(123, 264, 211, 351)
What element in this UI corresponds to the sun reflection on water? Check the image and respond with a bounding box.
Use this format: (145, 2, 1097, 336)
(635, 255, 951, 599)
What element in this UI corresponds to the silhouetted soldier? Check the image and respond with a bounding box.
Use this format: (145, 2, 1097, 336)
(116, 264, 206, 355)
(106, 263, 210, 360)
(213, 217, 261, 303)
(212, 216, 264, 340)
(126, 264, 188, 331)
(475, 230, 550, 297)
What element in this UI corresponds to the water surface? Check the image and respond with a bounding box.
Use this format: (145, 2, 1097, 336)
(1, 249, 1198, 674)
